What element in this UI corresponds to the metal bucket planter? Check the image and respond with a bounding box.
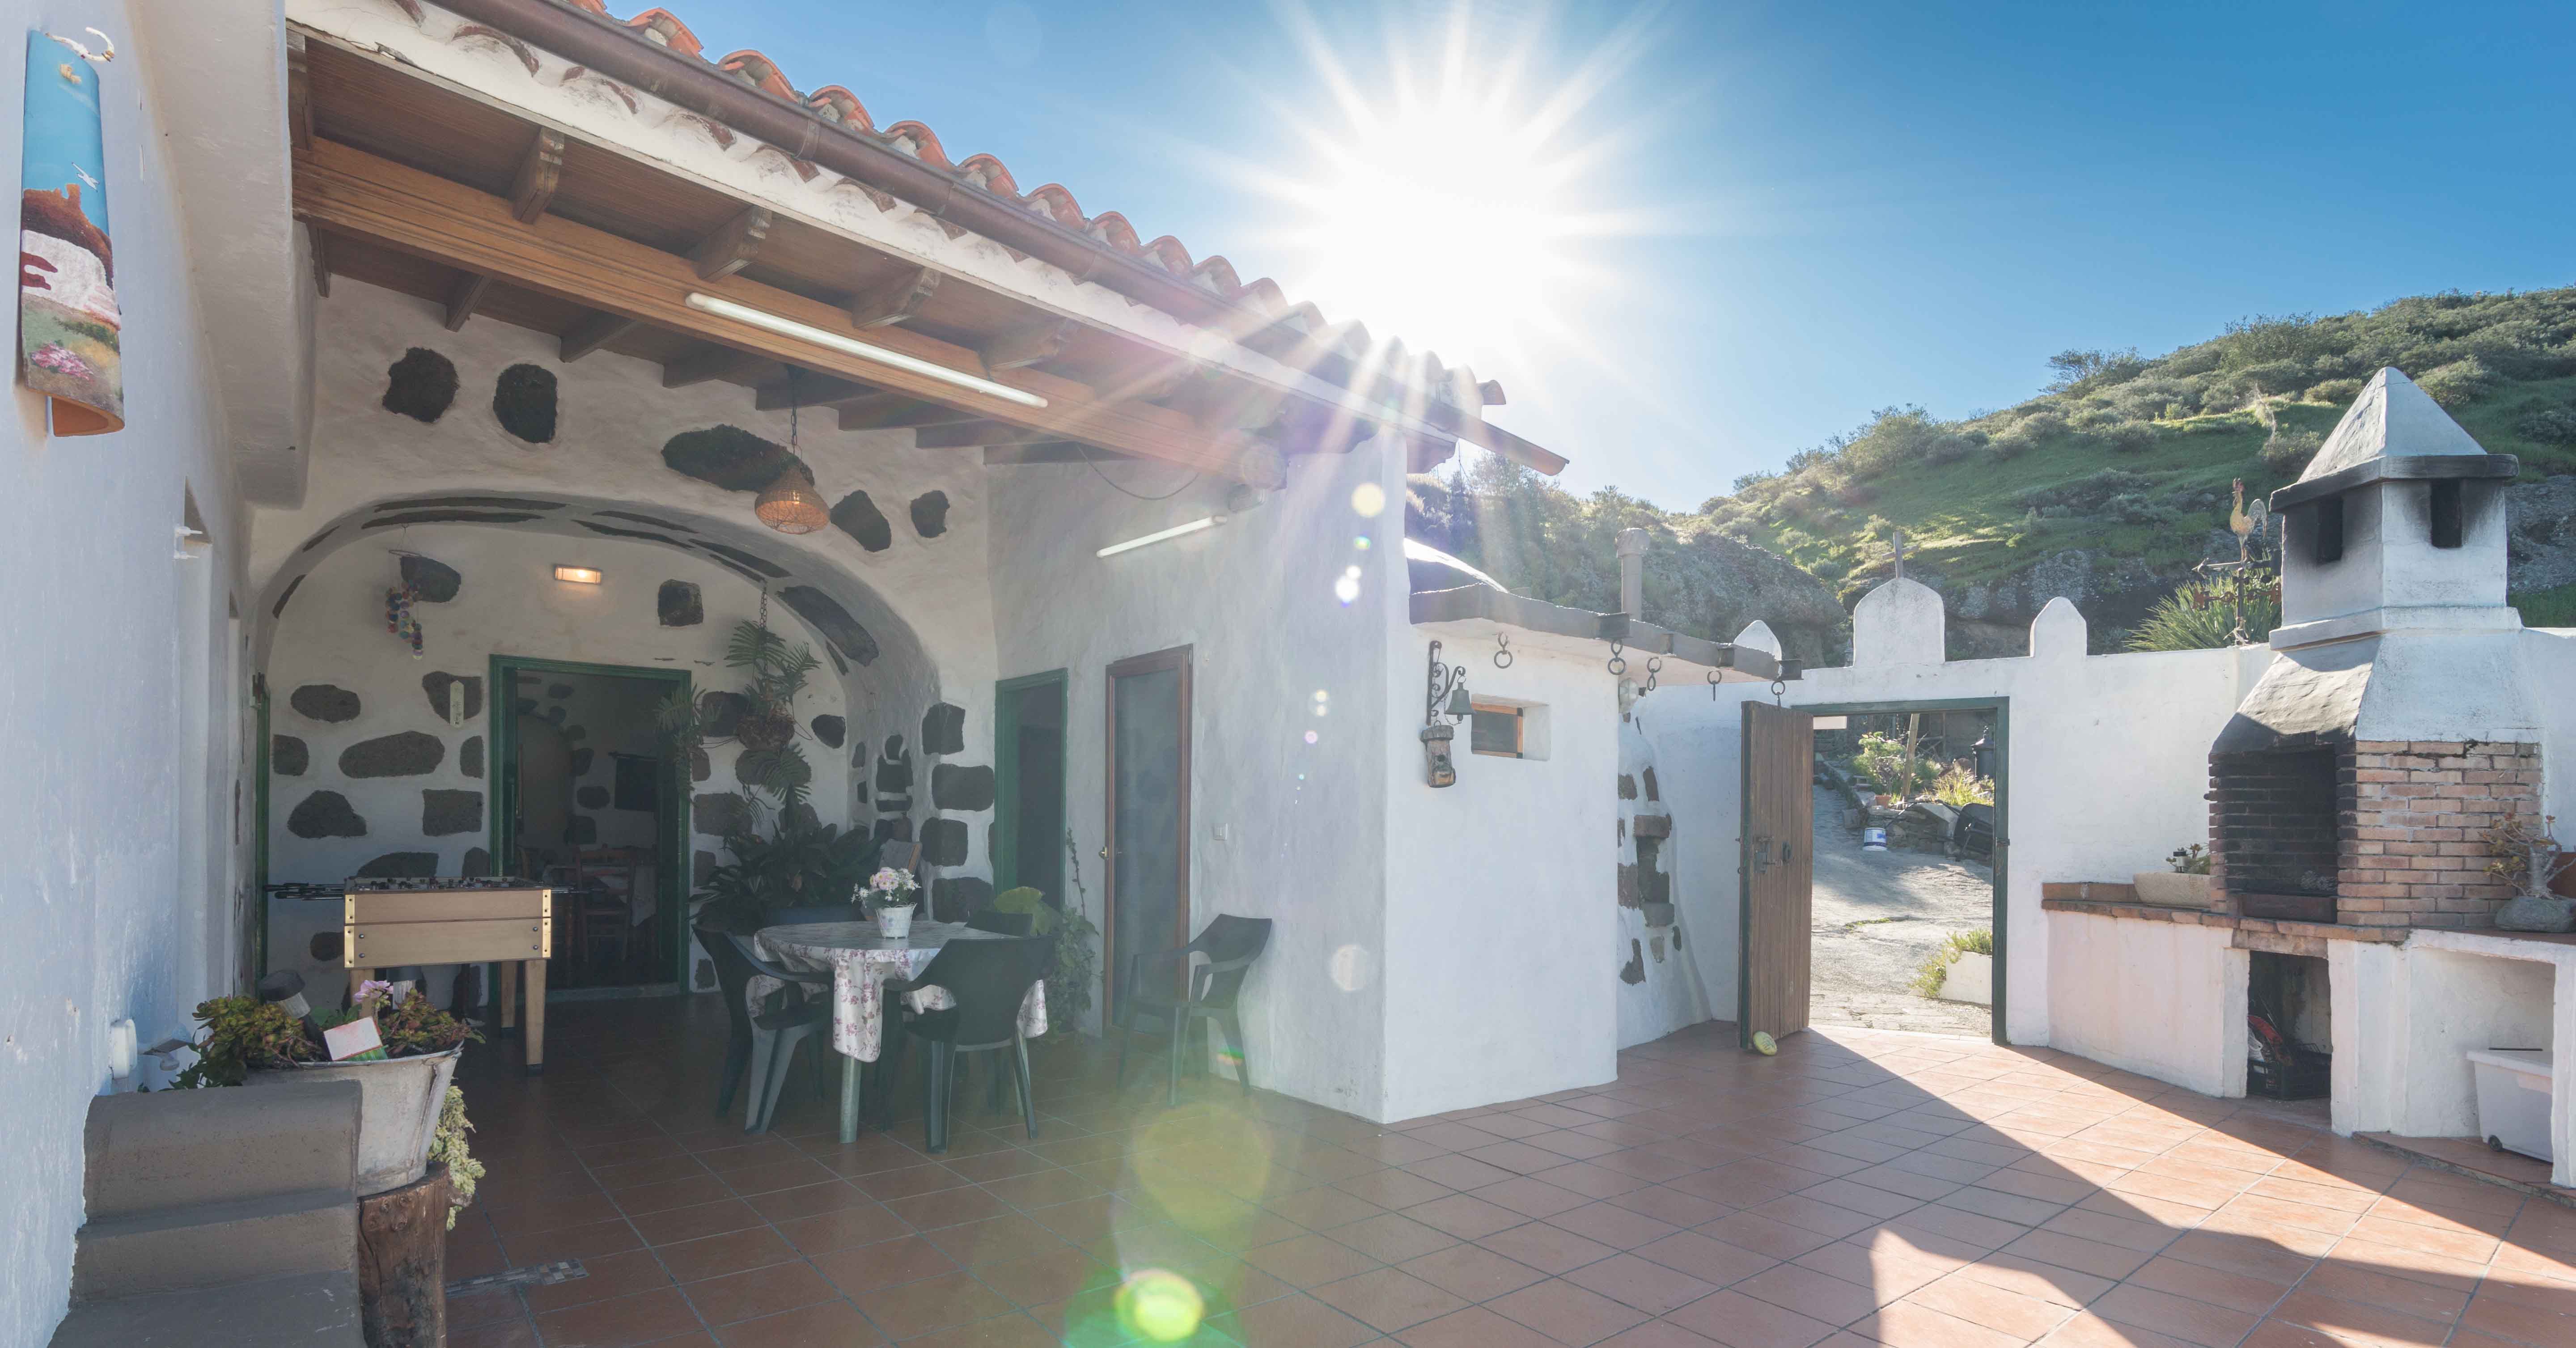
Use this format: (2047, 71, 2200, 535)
(246, 1047, 462, 1195)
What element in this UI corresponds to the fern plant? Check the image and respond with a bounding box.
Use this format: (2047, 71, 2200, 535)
(660, 608, 822, 824)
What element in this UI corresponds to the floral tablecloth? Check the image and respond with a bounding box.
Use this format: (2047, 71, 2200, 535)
(750, 921, 1045, 1061)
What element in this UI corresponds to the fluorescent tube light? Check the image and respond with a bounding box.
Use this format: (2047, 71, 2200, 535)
(554, 565, 604, 585)
(1097, 514, 1226, 558)
(684, 293, 1050, 409)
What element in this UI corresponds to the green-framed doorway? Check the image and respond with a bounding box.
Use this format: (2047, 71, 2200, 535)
(1786, 696, 2011, 1045)
(490, 654, 693, 990)
(993, 669, 1069, 904)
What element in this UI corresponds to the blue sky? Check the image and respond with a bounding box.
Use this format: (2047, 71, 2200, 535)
(691, 1, 2573, 508)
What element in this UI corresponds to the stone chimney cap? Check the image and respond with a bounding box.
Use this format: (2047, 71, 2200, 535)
(2296, 366, 2487, 483)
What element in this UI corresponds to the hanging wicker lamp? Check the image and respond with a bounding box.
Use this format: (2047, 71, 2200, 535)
(755, 466, 828, 534)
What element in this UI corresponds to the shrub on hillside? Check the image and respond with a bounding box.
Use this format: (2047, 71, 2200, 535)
(2517, 406, 2576, 447)
(2262, 428, 2326, 475)
(2303, 377, 2366, 407)
(2097, 423, 2158, 454)
(2416, 356, 2500, 407)
(2016, 468, 2154, 514)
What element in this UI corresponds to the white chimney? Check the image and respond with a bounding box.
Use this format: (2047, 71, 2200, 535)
(1616, 528, 1648, 620)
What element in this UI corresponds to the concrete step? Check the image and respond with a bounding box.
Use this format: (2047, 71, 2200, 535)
(48, 1269, 364, 1348)
(69, 1187, 357, 1300)
(80, 1080, 359, 1220)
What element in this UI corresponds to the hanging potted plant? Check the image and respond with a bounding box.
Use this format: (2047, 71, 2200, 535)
(186, 983, 479, 1195)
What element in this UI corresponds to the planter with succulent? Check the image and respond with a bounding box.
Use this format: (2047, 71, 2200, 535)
(664, 608, 881, 931)
(994, 868, 1104, 1032)
(2135, 843, 2215, 909)
(2488, 815, 2576, 934)
(183, 982, 481, 1199)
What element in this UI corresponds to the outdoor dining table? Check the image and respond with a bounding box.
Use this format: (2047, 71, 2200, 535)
(751, 920, 1046, 1143)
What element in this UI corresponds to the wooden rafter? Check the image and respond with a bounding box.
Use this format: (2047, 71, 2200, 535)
(914, 420, 1061, 450)
(444, 271, 495, 331)
(985, 442, 1133, 466)
(287, 34, 313, 151)
(979, 317, 1078, 372)
(509, 129, 565, 224)
(290, 138, 1278, 483)
(308, 227, 332, 297)
(690, 206, 772, 281)
(661, 344, 770, 388)
(558, 310, 637, 362)
(847, 266, 940, 329)
(756, 374, 872, 411)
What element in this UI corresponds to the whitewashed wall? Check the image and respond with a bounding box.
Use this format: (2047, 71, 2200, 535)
(0, 4, 287, 1340)
(260, 525, 852, 995)
(1381, 637, 1623, 1119)
(2047, 913, 2247, 1095)
(1649, 581, 2270, 1055)
(1615, 708, 1710, 1048)
(988, 441, 1401, 1118)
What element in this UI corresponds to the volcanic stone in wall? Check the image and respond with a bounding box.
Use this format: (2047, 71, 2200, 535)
(515, 698, 538, 715)
(689, 746, 710, 783)
(381, 347, 458, 423)
(421, 672, 483, 720)
(658, 581, 703, 627)
(568, 747, 593, 777)
(357, 852, 441, 879)
(1618, 774, 1639, 801)
(909, 490, 949, 539)
(399, 555, 462, 603)
(271, 734, 309, 776)
(271, 574, 304, 619)
(877, 796, 912, 815)
(932, 764, 995, 812)
(1642, 767, 1661, 802)
(578, 521, 686, 547)
(565, 725, 585, 741)
(872, 817, 912, 844)
(576, 785, 610, 810)
(602, 509, 692, 532)
(569, 814, 597, 845)
(875, 750, 912, 796)
(340, 731, 446, 778)
(921, 818, 968, 866)
(493, 364, 558, 444)
(922, 704, 966, 756)
(462, 736, 484, 778)
(288, 790, 366, 839)
(462, 847, 492, 877)
(932, 876, 991, 919)
(547, 682, 573, 699)
(695, 849, 718, 886)
(831, 491, 891, 552)
(700, 691, 748, 739)
(364, 511, 543, 530)
(694, 791, 749, 838)
(1619, 939, 1645, 985)
(695, 540, 789, 579)
(378, 495, 565, 513)
(291, 683, 360, 723)
(422, 789, 483, 836)
(811, 715, 845, 749)
(662, 424, 806, 493)
(541, 705, 567, 725)
(781, 586, 879, 666)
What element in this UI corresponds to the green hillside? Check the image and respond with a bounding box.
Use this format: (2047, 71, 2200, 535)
(1422, 288, 2576, 656)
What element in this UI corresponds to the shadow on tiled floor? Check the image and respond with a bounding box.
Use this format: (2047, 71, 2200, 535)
(443, 1000, 2576, 1348)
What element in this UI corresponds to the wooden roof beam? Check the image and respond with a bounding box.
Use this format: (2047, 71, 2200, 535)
(509, 129, 565, 225)
(980, 317, 1078, 372)
(986, 442, 1133, 466)
(755, 373, 873, 411)
(661, 344, 771, 388)
(690, 206, 772, 281)
(914, 420, 1066, 450)
(559, 310, 638, 362)
(847, 266, 940, 329)
(443, 271, 495, 331)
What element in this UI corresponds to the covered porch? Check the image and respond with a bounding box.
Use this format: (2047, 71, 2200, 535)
(441, 1008, 2576, 1348)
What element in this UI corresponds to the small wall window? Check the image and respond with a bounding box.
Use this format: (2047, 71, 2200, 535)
(1470, 701, 1524, 757)
(2311, 496, 2345, 564)
(2429, 479, 2463, 549)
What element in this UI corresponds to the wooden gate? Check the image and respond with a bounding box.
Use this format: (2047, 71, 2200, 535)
(1738, 701, 1815, 1048)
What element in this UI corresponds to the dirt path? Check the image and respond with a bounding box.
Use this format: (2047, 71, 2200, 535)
(1807, 785, 1994, 1036)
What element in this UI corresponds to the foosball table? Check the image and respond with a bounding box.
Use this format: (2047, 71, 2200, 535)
(342, 877, 555, 1075)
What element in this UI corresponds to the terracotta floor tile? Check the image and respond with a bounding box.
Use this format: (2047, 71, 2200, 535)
(925, 1213, 1074, 1267)
(1700, 1213, 1840, 1263)
(808, 1234, 963, 1296)
(1340, 1169, 1462, 1210)
(1534, 1164, 1658, 1200)
(1552, 1204, 1684, 1251)
(2157, 1232, 2317, 1289)
(1483, 1221, 1625, 1275)
(773, 1202, 915, 1255)
(1610, 1188, 1737, 1230)
(1241, 1234, 1382, 1288)
(2033, 1310, 2200, 1348)
(1948, 1254, 2111, 1310)
(1594, 1322, 1722, 1348)
(1271, 1187, 1391, 1233)
(532, 1286, 704, 1348)
(1397, 1306, 1576, 1348)
(1481, 1178, 1600, 1221)
(1631, 1232, 1776, 1288)
(972, 1245, 1120, 1308)
(1661, 1288, 1838, 1348)
(890, 1187, 1014, 1232)
(1994, 1232, 2149, 1283)
(660, 1227, 801, 1284)
(1563, 1254, 1720, 1315)
(1847, 1301, 2029, 1348)
(1487, 1278, 1654, 1346)
(1748, 1198, 1882, 1242)
(2342, 1214, 2498, 1263)
(1730, 1264, 1878, 1328)
(525, 1249, 677, 1315)
(617, 1176, 742, 1218)
(1412, 1155, 1527, 1192)
(1335, 1213, 1462, 1265)
(1788, 1243, 1949, 1304)
(506, 1216, 648, 1266)
(2120, 1256, 2292, 1318)
(713, 1299, 890, 1348)
(892, 1311, 1061, 1348)
(2291, 1261, 2466, 1326)
(1210, 1292, 1381, 1348)
(1529, 1132, 1632, 1162)
(1401, 1242, 1552, 1300)
(680, 1261, 839, 1327)
(454, 1318, 543, 1348)
(1410, 1195, 1533, 1241)
(631, 1200, 767, 1248)
(2461, 1288, 2576, 1347)
(1310, 1267, 1473, 1332)
(2035, 1210, 2178, 1257)
(2268, 1289, 2450, 1348)
(860, 1164, 979, 1202)
(2086, 1284, 2258, 1348)
(1902, 1273, 2077, 1342)
(850, 1270, 1017, 1339)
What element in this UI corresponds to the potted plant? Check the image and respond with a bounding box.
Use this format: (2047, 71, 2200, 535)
(1912, 929, 1994, 1004)
(186, 983, 479, 1195)
(865, 865, 920, 938)
(2135, 844, 2214, 909)
(2489, 815, 2576, 933)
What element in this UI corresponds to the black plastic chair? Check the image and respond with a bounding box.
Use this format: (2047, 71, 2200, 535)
(965, 910, 1034, 936)
(695, 923, 827, 1126)
(724, 931, 840, 1133)
(1116, 915, 1273, 1106)
(897, 935, 1054, 1153)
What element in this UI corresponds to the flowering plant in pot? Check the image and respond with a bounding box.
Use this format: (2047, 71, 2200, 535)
(186, 983, 482, 1196)
(865, 866, 919, 937)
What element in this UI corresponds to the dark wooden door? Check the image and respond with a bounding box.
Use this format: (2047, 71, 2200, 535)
(1105, 647, 1192, 1025)
(1738, 701, 1815, 1048)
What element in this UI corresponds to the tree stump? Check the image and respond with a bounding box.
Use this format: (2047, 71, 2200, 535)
(357, 1164, 449, 1348)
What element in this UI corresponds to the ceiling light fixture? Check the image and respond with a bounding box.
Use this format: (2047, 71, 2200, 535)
(1096, 514, 1226, 559)
(756, 369, 830, 534)
(684, 292, 1050, 409)
(554, 565, 603, 585)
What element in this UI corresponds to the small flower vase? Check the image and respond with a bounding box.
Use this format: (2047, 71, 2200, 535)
(875, 903, 917, 940)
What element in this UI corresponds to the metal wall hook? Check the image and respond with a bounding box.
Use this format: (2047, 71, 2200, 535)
(1606, 639, 1626, 677)
(1643, 655, 1662, 694)
(1492, 632, 1513, 669)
